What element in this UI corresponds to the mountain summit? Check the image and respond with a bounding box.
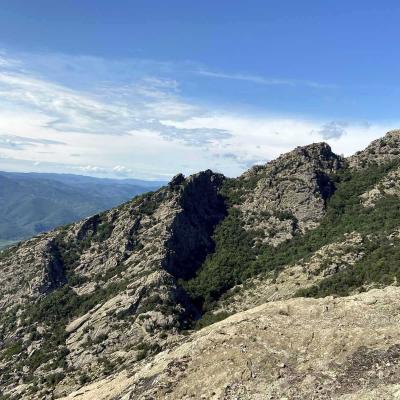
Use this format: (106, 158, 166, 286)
(2, 133, 400, 399)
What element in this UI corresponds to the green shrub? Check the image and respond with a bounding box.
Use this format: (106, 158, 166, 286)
(194, 311, 231, 330)
(183, 160, 400, 309)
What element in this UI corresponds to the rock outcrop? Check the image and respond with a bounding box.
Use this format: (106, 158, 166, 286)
(232, 142, 343, 245)
(348, 130, 400, 169)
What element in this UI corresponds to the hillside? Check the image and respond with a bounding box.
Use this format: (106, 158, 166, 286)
(0, 172, 163, 246)
(1, 131, 400, 399)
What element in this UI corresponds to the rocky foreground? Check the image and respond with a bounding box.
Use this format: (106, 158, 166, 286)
(62, 286, 400, 400)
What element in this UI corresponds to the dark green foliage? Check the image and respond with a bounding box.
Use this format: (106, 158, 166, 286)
(194, 311, 231, 330)
(79, 373, 90, 385)
(94, 263, 126, 283)
(182, 207, 257, 310)
(219, 173, 263, 206)
(297, 238, 400, 297)
(183, 160, 400, 310)
(40, 372, 65, 387)
(1, 340, 23, 361)
(136, 191, 163, 215)
(94, 221, 114, 242)
(24, 286, 82, 325)
(135, 341, 161, 360)
(99, 356, 115, 374)
(11, 273, 128, 376)
(137, 294, 162, 314)
(93, 334, 108, 344)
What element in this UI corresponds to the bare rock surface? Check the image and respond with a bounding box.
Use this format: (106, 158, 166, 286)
(348, 130, 400, 169)
(236, 142, 343, 245)
(62, 286, 400, 400)
(0, 233, 63, 311)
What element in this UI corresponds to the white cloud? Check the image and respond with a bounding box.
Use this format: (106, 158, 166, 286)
(112, 165, 133, 176)
(76, 165, 107, 173)
(0, 50, 397, 180)
(313, 121, 347, 140)
(162, 114, 394, 172)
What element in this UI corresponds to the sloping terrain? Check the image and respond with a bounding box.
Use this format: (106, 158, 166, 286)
(1, 130, 400, 399)
(0, 172, 162, 245)
(62, 287, 400, 400)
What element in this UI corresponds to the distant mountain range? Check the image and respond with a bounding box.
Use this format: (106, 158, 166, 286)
(0, 171, 164, 246)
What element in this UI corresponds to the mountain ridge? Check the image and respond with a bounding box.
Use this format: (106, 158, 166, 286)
(1, 131, 400, 399)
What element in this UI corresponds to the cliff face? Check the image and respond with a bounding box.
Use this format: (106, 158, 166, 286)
(231, 142, 344, 246)
(2, 132, 400, 399)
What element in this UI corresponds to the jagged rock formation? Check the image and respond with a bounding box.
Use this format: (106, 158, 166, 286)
(2, 131, 400, 399)
(233, 142, 343, 245)
(348, 129, 400, 169)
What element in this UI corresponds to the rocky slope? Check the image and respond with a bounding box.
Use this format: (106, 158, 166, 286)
(348, 129, 400, 169)
(62, 286, 400, 400)
(1, 130, 400, 399)
(0, 170, 225, 399)
(229, 142, 343, 246)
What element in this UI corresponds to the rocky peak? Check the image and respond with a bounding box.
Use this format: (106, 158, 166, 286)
(231, 142, 344, 245)
(245, 141, 343, 180)
(168, 173, 185, 187)
(348, 129, 400, 169)
(292, 141, 341, 165)
(0, 168, 229, 399)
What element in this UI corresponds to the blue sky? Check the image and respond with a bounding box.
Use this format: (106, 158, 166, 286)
(0, 1, 399, 179)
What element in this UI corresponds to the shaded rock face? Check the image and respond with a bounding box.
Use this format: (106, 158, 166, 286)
(0, 233, 63, 310)
(37, 239, 67, 294)
(0, 169, 226, 399)
(164, 170, 226, 280)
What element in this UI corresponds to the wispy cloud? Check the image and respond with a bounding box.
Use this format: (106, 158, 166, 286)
(0, 57, 231, 147)
(196, 69, 337, 89)
(0, 134, 65, 150)
(0, 50, 396, 179)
